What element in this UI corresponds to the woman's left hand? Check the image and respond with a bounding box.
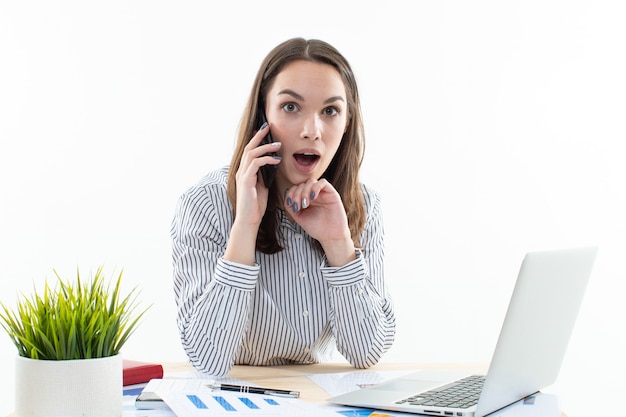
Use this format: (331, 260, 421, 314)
(285, 179, 356, 266)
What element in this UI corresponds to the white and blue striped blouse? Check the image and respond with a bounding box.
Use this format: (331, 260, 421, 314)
(171, 166, 395, 376)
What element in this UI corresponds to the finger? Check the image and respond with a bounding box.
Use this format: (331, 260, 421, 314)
(300, 179, 318, 209)
(285, 179, 317, 212)
(284, 184, 301, 213)
(242, 154, 281, 185)
(240, 135, 281, 178)
(307, 178, 331, 201)
(245, 136, 282, 164)
(246, 123, 271, 149)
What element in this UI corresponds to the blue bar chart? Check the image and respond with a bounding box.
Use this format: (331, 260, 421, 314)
(162, 390, 311, 416)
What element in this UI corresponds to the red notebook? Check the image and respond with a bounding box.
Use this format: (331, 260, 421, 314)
(123, 359, 164, 386)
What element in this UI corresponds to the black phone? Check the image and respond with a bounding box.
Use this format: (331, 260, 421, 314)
(257, 110, 278, 188)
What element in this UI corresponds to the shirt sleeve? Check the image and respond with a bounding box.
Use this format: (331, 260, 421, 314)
(321, 188, 396, 368)
(171, 183, 258, 376)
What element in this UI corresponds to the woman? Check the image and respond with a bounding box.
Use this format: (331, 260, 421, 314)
(171, 38, 395, 376)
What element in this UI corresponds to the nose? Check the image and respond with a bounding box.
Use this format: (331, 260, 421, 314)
(300, 113, 321, 141)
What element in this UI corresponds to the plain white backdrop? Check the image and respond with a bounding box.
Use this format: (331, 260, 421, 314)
(1, 1, 624, 416)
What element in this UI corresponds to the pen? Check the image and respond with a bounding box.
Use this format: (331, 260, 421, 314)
(207, 383, 300, 398)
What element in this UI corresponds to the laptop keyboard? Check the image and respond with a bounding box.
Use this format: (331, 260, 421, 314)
(396, 375, 485, 409)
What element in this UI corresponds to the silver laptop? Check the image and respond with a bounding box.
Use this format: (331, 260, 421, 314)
(327, 247, 598, 417)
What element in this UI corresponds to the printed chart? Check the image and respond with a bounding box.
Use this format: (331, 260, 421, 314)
(161, 390, 334, 416)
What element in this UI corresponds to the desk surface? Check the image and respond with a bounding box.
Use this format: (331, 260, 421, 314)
(165, 361, 488, 404)
(166, 361, 565, 416)
(9, 361, 566, 416)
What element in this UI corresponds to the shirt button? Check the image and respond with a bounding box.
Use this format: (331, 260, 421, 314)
(299, 271, 306, 278)
(295, 233, 302, 239)
(357, 288, 364, 295)
(303, 347, 311, 354)
(302, 310, 309, 317)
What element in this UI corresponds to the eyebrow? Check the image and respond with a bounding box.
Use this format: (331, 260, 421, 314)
(278, 89, 345, 104)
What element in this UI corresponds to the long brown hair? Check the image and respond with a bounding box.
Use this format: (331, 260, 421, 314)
(227, 38, 366, 254)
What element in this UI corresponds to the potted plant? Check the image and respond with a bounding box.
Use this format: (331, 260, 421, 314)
(0, 266, 149, 417)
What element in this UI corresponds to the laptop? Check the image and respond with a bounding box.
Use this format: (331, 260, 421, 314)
(327, 247, 598, 417)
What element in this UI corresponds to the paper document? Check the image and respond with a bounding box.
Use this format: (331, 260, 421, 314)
(307, 370, 416, 396)
(150, 378, 338, 416)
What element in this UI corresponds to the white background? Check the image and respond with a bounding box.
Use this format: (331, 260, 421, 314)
(1, 1, 624, 416)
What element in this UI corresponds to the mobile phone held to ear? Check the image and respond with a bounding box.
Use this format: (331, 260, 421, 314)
(257, 111, 278, 188)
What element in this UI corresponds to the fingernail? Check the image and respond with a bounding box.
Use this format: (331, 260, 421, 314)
(302, 198, 308, 209)
(260, 121, 268, 130)
(310, 191, 315, 201)
(286, 197, 292, 206)
(292, 202, 299, 213)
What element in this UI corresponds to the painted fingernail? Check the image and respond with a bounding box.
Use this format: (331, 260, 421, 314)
(260, 121, 268, 130)
(292, 202, 299, 213)
(302, 198, 308, 209)
(310, 191, 315, 201)
(286, 197, 292, 206)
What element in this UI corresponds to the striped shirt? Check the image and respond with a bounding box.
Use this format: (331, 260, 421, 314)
(171, 166, 395, 376)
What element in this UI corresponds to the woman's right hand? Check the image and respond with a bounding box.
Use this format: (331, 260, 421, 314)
(225, 124, 281, 265)
(234, 123, 282, 227)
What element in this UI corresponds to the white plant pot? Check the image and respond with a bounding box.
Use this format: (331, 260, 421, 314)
(15, 354, 123, 417)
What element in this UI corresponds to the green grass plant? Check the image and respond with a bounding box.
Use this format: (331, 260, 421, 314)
(0, 266, 149, 360)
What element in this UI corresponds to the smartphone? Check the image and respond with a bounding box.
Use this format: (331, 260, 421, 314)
(257, 111, 278, 188)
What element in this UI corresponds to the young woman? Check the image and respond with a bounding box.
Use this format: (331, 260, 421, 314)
(171, 38, 395, 376)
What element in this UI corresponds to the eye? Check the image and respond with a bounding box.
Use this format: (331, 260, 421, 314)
(323, 106, 340, 117)
(282, 102, 299, 113)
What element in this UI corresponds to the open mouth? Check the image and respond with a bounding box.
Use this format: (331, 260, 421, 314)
(293, 153, 320, 167)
